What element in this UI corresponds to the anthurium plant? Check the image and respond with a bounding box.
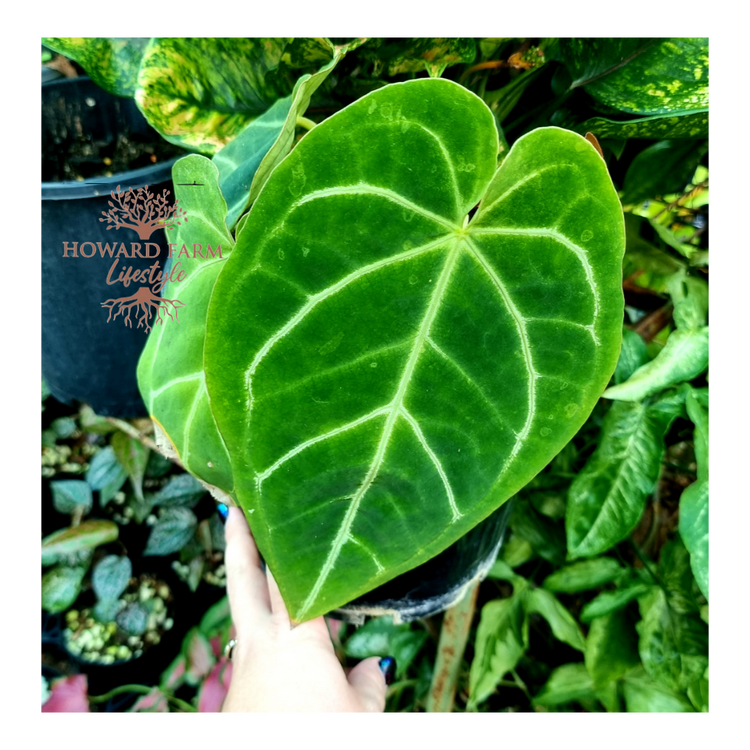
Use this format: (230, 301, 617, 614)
(43, 36, 709, 712)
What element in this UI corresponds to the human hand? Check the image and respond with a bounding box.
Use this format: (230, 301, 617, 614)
(221, 506, 395, 712)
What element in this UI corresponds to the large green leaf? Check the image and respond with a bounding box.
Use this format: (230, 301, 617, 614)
(42, 37, 149, 97)
(137, 156, 235, 496)
(566, 391, 685, 558)
(679, 389, 708, 599)
(204, 79, 625, 622)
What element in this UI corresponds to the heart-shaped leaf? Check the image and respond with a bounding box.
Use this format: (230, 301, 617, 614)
(144, 507, 198, 556)
(50, 480, 93, 516)
(204, 79, 625, 621)
(92, 554, 132, 603)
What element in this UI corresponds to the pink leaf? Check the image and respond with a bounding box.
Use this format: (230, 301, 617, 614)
(186, 629, 215, 683)
(42, 675, 89, 713)
(209, 635, 223, 658)
(130, 688, 169, 713)
(198, 658, 233, 713)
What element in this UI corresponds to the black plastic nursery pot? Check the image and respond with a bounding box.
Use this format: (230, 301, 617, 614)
(42, 77, 183, 417)
(332, 500, 513, 624)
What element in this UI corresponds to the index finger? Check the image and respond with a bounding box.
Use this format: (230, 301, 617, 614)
(224, 506, 272, 633)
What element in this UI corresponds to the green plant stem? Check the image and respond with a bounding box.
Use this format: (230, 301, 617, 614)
(296, 116, 317, 131)
(88, 684, 152, 703)
(510, 668, 532, 701)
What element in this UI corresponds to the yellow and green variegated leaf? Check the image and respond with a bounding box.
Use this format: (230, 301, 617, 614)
(589, 37, 708, 115)
(135, 38, 299, 155)
(42, 37, 149, 97)
(214, 39, 360, 229)
(566, 390, 685, 559)
(679, 388, 708, 599)
(359, 38, 477, 78)
(137, 156, 234, 495)
(203, 79, 625, 622)
(577, 110, 709, 140)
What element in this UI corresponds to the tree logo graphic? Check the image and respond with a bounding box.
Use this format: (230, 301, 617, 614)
(100, 184, 187, 239)
(102, 286, 185, 333)
(98, 184, 187, 332)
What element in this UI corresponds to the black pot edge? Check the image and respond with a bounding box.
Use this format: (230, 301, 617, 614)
(42, 155, 182, 201)
(331, 530, 507, 626)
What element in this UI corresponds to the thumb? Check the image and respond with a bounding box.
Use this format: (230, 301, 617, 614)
(347, 657, 392, 713)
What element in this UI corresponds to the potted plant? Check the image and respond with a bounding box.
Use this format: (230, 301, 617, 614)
(51, 37, 708, 624)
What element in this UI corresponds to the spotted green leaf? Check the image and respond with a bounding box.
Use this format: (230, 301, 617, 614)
(566, 391, 685, 558)
(42, 37, 149, 97)
(359, 38, 477, 78)
(204, 79, 625, 622)
(137, 156, 235, 497)
(636, 586, 708, 692)
(576, 110, 708, 140)
(679, 388, 708, 599)
(564, 38, 708, 116)
(135, 38, 300, 154)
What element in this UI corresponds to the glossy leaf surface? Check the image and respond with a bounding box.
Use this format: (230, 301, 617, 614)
(576, 110, 708, 140)
(205, 79, 625, 621)
(566, 392, 684, 558)
(586, 34, 713, 115)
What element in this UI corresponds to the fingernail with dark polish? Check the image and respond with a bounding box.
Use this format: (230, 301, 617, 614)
(379, 656, 396, 685)
(217, 503, 229, 522)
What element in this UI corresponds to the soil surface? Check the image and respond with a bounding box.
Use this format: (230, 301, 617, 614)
(43, 130, 185, 183)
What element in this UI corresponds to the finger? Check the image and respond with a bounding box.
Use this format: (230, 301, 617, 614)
(265, 565, 291, 629)
(347, 657, 387, 713)
(224, 506, 271, 631)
